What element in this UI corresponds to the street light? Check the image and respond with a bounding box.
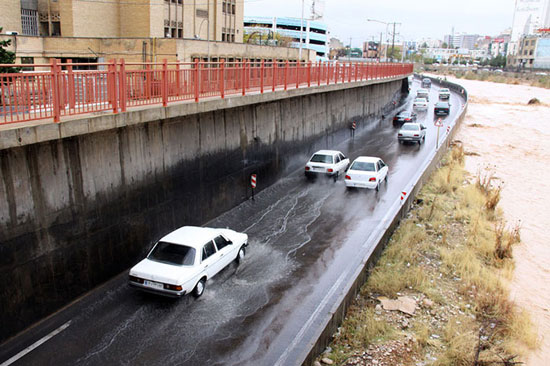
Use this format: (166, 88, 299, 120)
(299, 0, 305, 61)
(196, 17, 210, 63)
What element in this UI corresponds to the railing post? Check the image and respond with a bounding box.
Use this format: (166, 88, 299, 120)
(317, 61, 321, 86)
(51, 59, 61, 122)
(119, 59, 127, 112)
(334, 62, 338, 84)
(327, 62, 331, 85)
(295, 61, 300, 89)
(194, 59, 200, 102)
(260, 59, 264, 94)
(220, 59, 225, 98)
(284, 60, 288, 91)
(109, 59, 118, 114)
(355, 63, 359, 82)
(272, 61, 277, 92)
(348, 62, 352, 83)
(175, 62, 181, 97)
(307, 61, 311, 87)
(67, 59, 75, 110)
(146, 63, 152, 101)
(162, 59, 168, 107)
(242, 60, 246, 96)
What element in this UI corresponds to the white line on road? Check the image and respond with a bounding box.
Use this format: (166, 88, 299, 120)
(0, 321, 72, 366)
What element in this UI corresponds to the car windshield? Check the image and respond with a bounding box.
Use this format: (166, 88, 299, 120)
(350, 161, 376, 172)
(436, 103, 448, 107)
(148, 242, 196, 266)
(415, 98, 426, 103)
(440, 89, 449, 93)
(310, 154, 333, 164)
(401, 124, 419, 131)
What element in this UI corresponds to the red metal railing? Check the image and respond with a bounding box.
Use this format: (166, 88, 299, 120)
(0, 59, 413, 125)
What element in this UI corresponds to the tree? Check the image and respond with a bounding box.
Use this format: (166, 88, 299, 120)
(489, 54, 506, 68)
(0, 27, 19, 73)
(441, 42, 448, 49)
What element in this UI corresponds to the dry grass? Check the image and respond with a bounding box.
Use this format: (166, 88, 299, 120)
(318, 145, 537, 365)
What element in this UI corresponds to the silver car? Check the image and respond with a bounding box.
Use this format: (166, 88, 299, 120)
(398, 123, 427, 144)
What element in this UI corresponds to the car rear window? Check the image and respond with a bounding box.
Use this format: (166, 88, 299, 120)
(148, 242, 196, 266)
(350, 161, 376, 172)
(310, 154, 333, 164)
(401, 124, 419, 131)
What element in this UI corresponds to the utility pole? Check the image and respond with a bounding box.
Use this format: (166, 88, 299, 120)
(379, 32, 382, 62)
(390, 22, 396, 62)
(299, 0, 305, 61)
(349, 37, 352, 60)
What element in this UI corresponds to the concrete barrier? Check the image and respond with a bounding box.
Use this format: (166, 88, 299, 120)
(300, 77, 469, 365)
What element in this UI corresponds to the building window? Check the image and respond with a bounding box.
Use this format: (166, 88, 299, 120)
(164, 27, 170, 37)
(178, 29, 182, 38)
(21, 57, 34, 71)
(21, 9, 39, 36)
(232, 4, 235, 14)
(52, 21, 61, 36)
(222, 33, 226, 42)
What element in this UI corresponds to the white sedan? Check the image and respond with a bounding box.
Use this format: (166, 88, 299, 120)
(413, 97, 428, 111)
(305, 150, 350, 181)
(344, 157, 389, 191)
(129, 226, 248, 297)
(398, 123, 427, 144)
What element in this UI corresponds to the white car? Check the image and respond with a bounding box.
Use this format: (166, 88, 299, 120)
(416, 88, 430, 101)
(305, 150, 350, 181)
(344, 157, 389, 191)
(129, 226, 248, 297)
(413, 97, 428, 110)
(398, 122, 427, 144)
(438, 88, 451, 100)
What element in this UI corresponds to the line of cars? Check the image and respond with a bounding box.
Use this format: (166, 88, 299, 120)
(304, 150, 388, 191)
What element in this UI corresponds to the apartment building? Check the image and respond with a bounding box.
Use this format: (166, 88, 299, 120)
(0, 0, 243, 42)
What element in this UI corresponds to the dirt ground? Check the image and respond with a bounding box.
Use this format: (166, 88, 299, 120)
(450, 77, 550, 365)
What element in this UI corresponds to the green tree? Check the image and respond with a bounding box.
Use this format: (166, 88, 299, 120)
(489, 54, 506, 68)
(0, 27, 19, 73)
(441, 42, 448, 49)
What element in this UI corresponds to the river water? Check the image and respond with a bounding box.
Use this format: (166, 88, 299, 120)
(450, 76, 550, 365)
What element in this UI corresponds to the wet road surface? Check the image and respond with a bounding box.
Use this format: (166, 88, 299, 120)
(0, 81, 465, 366)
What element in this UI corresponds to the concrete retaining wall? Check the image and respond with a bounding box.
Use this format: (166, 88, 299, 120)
(0, 78, 406, 342)
(301, 77, 469, 365)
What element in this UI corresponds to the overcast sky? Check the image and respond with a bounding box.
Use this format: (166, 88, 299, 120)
(244, 0, 516, 46)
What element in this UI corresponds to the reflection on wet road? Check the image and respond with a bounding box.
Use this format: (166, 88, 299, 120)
(2, 80, 464, 366)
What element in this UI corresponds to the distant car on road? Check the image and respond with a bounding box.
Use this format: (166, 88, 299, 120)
(393, 111, 417, 126)
(413, 97, 428, 111)
(421, 78, 432, 88)
(416, 88, 430, 101)
(438, 88, 451, 100)
(344, 157, 388, 191)
(129, 226, 248, 298)
(434, 101, 451, 116)
(398, 122, 427, 144)
(305, 150, 350, 181)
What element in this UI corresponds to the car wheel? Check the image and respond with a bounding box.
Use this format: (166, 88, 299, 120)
(333, 172, 339, 182)
(385, 174, 388, 183)
(418, 138, 422, 145)
(236, 246, 246, 264)
(192, 278, 206, 298)
(375, 181, 380, 192)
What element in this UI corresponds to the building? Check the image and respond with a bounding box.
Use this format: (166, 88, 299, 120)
(362, 41, 380, 59)
(516, 32, 550, 69)
(443, 33, 480, 49)
(244, 16, 328, 59)
(489, 38, 509, 58)
(508, 0, 550, 65)
(329, 37, 344, 50)
(0, 0, 244, 43)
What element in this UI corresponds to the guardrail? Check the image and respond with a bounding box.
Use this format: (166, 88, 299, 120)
(0, 60, 413, 125)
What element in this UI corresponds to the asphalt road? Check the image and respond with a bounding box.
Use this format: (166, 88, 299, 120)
(0, 80, 465, 366)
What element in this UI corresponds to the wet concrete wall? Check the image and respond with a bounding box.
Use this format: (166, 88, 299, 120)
(0, 79, 404, 341)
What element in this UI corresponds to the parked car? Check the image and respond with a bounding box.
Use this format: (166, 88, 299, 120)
(345, 157, 388, 191)
(438, 88, 451, 100)
(305, 150, 350, 181)
(434, 101, 451, 116)
(129, 226, 248, 298)
(421, 78, 432, 88)
(398, 122, 427, 144)
(416, 88, 430, 101)
(393, 111, 417, 126)
(413, 97, 428, 111)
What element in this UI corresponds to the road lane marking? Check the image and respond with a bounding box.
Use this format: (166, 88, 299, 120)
(0, 321, 72, 366)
